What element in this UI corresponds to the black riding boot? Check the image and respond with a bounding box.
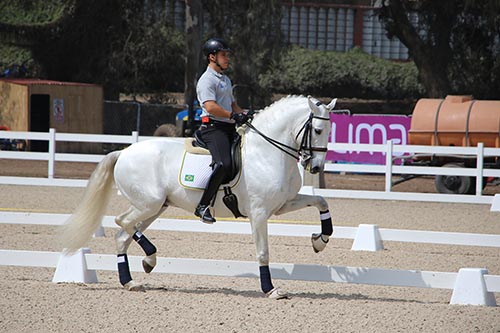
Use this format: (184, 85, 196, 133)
(195, 162, 225, 224)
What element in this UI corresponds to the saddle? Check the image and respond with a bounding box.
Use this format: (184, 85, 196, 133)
(180, 131, 245, 218)
(190, 129, 242, 182)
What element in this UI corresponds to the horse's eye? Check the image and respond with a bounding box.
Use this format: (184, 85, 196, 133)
(314, 128, 322, 135)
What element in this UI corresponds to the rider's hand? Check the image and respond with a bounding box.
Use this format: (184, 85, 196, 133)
(230, 112, 249, 126)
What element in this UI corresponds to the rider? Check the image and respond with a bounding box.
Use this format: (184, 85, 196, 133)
(194, 37, 249, 224)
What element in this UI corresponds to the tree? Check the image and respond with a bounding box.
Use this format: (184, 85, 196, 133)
(0, 0, 185, 99)
(378, 0, 500, 99)
(201, 0, 283, 108)
(184, 0, 203, 135)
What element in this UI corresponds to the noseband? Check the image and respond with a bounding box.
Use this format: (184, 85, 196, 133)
(245, 108, 330, 165)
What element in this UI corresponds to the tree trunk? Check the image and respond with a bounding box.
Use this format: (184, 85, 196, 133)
(379, 0, 453, 98)
(410, 45, 451, 98)
(184, 0, 202, 136)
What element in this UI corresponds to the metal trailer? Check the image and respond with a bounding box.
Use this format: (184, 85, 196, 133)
(397, 95, 500, 194)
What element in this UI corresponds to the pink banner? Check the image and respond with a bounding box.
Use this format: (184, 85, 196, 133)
(327, 114, 412, 165)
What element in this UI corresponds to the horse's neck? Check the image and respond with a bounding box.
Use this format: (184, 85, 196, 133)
(248, 106, 305, 148)
(244, 103, 307, 164)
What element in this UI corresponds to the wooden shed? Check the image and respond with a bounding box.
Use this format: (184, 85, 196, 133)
(0, 78, 103, 153)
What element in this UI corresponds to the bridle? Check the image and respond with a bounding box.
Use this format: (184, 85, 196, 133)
(295, 112, 330, 165)
(245, 104, 330, 166)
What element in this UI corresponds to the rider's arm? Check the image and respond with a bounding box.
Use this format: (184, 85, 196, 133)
(204, 100, 242, 118)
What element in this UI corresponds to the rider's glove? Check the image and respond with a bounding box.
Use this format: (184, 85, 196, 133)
(230, 112, 249, 126)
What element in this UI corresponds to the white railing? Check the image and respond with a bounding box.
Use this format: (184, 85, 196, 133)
(1, 129, 500, 203)
(0, 211, 499, 305)
(1, 248, 499, 306)
(2, 211, 500, 249)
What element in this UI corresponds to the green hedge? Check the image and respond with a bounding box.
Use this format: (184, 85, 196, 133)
(259, 46, 424, 100)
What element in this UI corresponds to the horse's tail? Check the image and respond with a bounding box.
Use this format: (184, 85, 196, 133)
(60, 150, 121, 254)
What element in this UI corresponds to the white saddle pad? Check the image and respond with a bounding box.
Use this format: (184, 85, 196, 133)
(179, 152, 240, 190)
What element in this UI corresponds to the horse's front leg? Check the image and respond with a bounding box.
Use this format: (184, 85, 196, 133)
(275, 194, 333, 253)
(250, 215, 289, 300)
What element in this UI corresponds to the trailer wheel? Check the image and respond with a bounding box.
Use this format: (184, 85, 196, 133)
(435, 163, 474, 194)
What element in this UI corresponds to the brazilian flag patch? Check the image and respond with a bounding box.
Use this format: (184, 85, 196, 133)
(184, 174, 195, 182)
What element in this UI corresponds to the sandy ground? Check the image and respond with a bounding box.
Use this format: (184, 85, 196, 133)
(0, 161, 500, 332)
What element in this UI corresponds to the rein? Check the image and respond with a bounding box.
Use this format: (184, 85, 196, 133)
(245, 110, 330, 163)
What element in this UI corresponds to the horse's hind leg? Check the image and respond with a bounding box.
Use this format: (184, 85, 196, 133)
(274, 194, 333, 253)
(115, 206, 166, 291)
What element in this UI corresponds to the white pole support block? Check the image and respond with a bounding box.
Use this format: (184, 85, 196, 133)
(490, 194, 500, 212)
(52, 248, 98, 284)
(93, 225, 105, 237)
(351, 224, 384, 251)
(450, 268, 496, 306)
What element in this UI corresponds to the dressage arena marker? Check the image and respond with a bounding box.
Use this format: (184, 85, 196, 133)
(1, 248, 499, 306)
(351, 224, 384, 251)
(52, 248, 97, 283)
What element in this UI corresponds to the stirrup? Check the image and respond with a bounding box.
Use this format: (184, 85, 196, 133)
(194, 205, 216, 224)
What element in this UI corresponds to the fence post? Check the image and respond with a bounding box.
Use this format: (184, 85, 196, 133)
(385, 140, 393, 192)
(450, 268, 496, 306)
(48, 128, 56, 179)
(476, 143, 484, 196)
(52, 248, 98, 283)
(131, 131, 139, 143)
(134, 102, 141, 134)
(351, 224, 384, 251)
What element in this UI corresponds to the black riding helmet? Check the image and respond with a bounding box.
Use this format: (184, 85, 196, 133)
(202, 38, 231, 58)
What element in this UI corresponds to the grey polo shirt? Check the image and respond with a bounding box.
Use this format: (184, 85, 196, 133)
(196, 66, 235, 123)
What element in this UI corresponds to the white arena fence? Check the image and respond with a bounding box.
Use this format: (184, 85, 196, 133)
(1, 249, 499, 306)
(1, 129, 500, 205)
(1, 211, 500, 251)
(1, 211, 499, 306)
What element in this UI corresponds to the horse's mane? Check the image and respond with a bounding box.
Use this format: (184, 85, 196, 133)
(259, 95, 307, 114)
(249, 95, 307, 128)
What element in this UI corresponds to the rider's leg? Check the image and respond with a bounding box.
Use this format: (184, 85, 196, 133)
(194, 161, 225, 223)
(194, 124, 233, 223)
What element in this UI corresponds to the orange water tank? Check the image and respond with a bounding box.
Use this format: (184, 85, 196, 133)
(408, 95, 500, 147)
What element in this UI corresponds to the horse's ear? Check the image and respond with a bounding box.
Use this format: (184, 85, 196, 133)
(307, 96, 321, 114)
(326, 98, 337, 111)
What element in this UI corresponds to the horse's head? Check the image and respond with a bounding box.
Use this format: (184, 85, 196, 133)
(298, 96, 336, 174)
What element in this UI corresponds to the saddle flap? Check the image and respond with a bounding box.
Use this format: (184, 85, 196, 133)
(179, 152, 241, 189)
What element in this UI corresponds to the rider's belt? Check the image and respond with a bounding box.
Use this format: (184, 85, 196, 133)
(201, 117, 234, 127)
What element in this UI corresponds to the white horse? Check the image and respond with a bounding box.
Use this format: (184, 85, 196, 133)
(61, 95, 336, 299)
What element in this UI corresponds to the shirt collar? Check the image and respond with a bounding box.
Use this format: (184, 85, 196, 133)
(207, 66, 224, 79)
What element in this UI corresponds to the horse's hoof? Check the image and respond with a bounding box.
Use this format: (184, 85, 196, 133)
(142, 261, 154, 273)
(311, 233, 329, 253)
(266, 287, 289, 300)
(142, 254, 156, 273)
(124, 280, 145, 292)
